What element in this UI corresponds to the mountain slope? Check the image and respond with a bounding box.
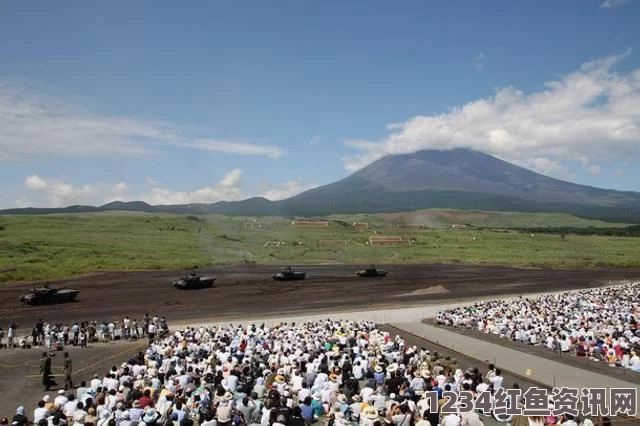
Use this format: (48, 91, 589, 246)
(2, 149, 640, 222)
(293, 149, 638, 206)
(278, 149, 640, 221)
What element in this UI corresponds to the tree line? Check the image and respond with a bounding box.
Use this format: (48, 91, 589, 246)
(508, 225, 640, 237)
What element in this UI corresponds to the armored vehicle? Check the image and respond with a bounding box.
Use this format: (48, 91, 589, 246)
(273, 266, 306, 281)
(19, 285, 80, 305)
(173, 271, 216, 289)
(356, 265, 388, 277)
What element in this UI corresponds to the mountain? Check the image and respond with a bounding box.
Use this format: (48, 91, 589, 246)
(3, 148, 640, 222)
(100, 201, 156, 212)
(278, 149, 640, 221)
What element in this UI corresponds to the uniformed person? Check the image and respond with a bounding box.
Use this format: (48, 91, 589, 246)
(63, 352, 73, 390)
(40, 351, 55, 391)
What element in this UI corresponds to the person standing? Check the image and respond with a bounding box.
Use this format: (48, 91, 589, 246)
(79, 327, 87, 348)
(72, 323, 80, 346)
(63, 351, 73, 390)
(40, 351, 56, 391)
(7, 323, 16, 348)
(36, 318, 44, 345)
(123, 316, 131, 339)
(131, 318, 139, 339)
(147, 321, 156, 344)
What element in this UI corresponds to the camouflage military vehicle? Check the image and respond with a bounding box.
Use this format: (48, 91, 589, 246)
(19, 285, 80, 305)
(273, 266, 306, 281)
(356, 265, 388, 277)
(173, 271, 216, 289)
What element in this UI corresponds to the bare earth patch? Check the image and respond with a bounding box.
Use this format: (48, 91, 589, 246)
(396, 284, 450, 297)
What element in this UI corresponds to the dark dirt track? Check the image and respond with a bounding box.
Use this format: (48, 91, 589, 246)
(2, 264, 640, 327)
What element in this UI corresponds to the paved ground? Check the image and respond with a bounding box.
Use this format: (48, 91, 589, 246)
(391, 323, 640, 391)
(0, 339, 147, 417)
(2, 263, 640, 327)
(382, 324, 640, 426)
(426, 321, 640, 385)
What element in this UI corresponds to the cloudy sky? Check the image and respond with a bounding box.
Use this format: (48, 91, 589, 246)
(1, 1, 639, 208)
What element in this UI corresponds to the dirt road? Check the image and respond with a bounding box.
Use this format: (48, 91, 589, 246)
(2, 263, 639, 326)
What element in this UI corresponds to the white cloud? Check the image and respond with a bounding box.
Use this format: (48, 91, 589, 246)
(16, 170, 321, 207)
(0, 82, 284, 161)
(14, 195, 29, 208)
(517, 157, 571, 179)
(601, 0, 630, 8)
(261, 178, 317, 201)
(144, 169, 244, 205)
(20, 169, 246, 207)
(189, 139, 284, 159)
(309, 136, 320, 145)
(25, 175, 48, 190)
(588, 164, 601, 175)
(22, 175, 129, 207)
(343, 49, 640, 179)
(472, 52, 487, 71)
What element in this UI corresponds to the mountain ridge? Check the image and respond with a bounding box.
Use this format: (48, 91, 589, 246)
(3, 148, 640, 223)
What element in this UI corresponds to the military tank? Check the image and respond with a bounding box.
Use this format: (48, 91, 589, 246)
(173, 271, 216, 290)
(356, 265, 388, 277)
(273, 266, 306, 281)
(19, 285, 80, 305)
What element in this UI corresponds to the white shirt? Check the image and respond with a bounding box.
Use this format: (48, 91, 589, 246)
(360, 387, 374, 402)
(417, 398, 432, 417)
(298, 388, 311, 402)
(291, 375, 304, 391)
(54, 395, 68, 407)
(226, 374, 238, 391)
(490, 375, 503, 390)
(34, 407, 49, 423)
(104, 377, 119, 391)
(476, 383, 489, 394)
(628, 355, 640, 370)
(353, 365, 365, 379)
(442, 414, 461, 426)
(64, 400, 78, 416)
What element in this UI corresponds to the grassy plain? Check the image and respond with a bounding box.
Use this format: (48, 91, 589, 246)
(0, 209, 638, 282)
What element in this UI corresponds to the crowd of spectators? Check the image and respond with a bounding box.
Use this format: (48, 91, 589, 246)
(434, 283, 640, 371)
(1, 320, 609, 426)
(0, 315, 169, 350)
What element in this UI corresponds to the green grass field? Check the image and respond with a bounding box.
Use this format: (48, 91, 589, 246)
(0, 209, 638, 283)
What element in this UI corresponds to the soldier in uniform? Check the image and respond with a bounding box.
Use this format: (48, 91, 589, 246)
(63, 351, 73, 390)
(40, 351, 56, 391)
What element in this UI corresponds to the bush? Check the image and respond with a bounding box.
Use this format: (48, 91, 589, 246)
(511, 225, 640, 237)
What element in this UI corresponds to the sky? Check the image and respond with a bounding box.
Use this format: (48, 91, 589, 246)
(1, 0, 640, 208)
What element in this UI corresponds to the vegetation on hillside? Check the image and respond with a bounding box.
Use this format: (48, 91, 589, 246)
(509, 225, 640, 237)
(1, 210, 639, 283)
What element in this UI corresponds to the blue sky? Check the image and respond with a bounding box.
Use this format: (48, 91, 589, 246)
(1, 0, 639, 207)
